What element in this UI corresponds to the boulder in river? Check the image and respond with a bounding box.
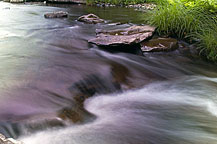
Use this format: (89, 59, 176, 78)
(77, 14, 104, 24)
(141, 38, 178, 52)
(0, 133, 24, 144)
(44, 11, 68, 19)
(88, 25, 156, 46)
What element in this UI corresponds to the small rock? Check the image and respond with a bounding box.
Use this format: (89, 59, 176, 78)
(77, 14, 104, 24)
(44, 11, 68, 19)
(141, 38, 178, 52)
(88, 25, 156, 46)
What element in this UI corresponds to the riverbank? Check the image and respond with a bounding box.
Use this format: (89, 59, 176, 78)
(86, 0, 217, 62)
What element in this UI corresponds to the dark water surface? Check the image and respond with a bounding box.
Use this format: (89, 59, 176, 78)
(1, 2, 217, 144)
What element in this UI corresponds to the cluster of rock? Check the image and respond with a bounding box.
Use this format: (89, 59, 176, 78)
(75, 14, 178, 53)
(93, 2, 156, 11)
(95, 3, 116, 7)
(126, 3, 156, 11)
(43, 12, 178, 53)
(0, 133, 24, 144)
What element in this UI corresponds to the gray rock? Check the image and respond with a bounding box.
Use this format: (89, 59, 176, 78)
(88, 25, 156, 46)
(0, 133, 24, 144)
(141, 38, 178, 52)
(77, 14, 104, 24)
(44, 11, 68, 19)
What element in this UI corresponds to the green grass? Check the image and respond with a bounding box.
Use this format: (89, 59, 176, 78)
(146, 0, 217, 61)
(192, 19, 217, 61)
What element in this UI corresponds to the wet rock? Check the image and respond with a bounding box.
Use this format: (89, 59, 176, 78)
(69, 74, 121, 105)
(44, 11, 68, 19)
(57, 107, 95, 123)
(0, 133, 24, 144)
(58, 108, 82, 123)
(141, 38, 178, 52)
(77, 14, 104, 24)
(88, 25, 155, 46)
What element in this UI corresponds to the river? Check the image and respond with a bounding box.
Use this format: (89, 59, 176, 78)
(1, 2, 217, 144)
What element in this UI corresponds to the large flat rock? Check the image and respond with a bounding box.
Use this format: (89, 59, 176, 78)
(88, 25, 156, 46)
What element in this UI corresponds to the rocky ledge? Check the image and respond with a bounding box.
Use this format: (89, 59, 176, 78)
(88, 25, 156, 46)
(0, 133, 24, 144)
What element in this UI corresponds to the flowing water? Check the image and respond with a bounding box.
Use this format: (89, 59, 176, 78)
(1, 2, 217, 144)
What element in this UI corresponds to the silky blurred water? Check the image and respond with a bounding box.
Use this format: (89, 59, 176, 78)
(1, 2, 217, 144)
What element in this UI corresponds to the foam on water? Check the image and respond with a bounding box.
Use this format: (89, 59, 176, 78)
(20, 76, 217, 144)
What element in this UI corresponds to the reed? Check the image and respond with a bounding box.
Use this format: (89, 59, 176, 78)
(146, 0, 217, 61)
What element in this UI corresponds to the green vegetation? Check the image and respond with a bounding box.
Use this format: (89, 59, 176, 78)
(146, 0, 217, 61)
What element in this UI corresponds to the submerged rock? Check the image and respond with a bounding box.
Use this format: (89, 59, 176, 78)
(88, 25, 155, 46)
(0, 133, 24, 144)
(141, 38, 178, 52)
(44, 11, 68, 19)
(77, 14, 104, 24)
(69, 74, 121, 105)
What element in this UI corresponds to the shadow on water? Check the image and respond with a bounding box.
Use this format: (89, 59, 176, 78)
(1, 2, 217, 144)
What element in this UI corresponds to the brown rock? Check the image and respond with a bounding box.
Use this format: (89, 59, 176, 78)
(58, 108, 82, 123)
(141, 38, 178, 52)
(44, 11, 68, 19)
(88, 25, 156, 46)
(77, 14, 104, 24)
